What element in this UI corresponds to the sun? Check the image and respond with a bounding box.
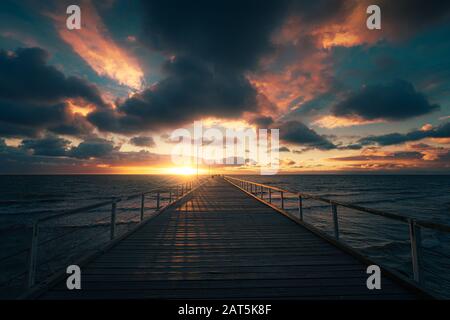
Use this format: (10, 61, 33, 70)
(166, 166, 197, 175)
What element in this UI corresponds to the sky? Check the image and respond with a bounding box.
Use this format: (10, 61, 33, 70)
(0, 0, 449, 174)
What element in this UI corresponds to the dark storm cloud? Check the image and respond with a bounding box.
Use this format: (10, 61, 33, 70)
(0, 48, 106, 107)
(92, 0, 450, 134)
(332, 80, 440, 121)
(277, 146, 291, 152)
(129, 136, 155, 147)
(378, 0, 450, 37)
(290, 0, 351, 26)
(88, 0, 297, 133)
(0, 137, 169, 174)
(0, 99, 94, 138)
(250, 116, 275, 128)
(17, 135, 115, 159)
(278, 120, 336, 150)
(89, 56, 259, 133)
(0, 48, 103, 138)
(20, 135, 70, 157)
(69, 138, 116, 159)
(359, 122, 450, 146)
(139, 0, 290, 71)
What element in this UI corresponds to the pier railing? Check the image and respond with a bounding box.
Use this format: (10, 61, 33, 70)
(224, 176, 450, 296)
(0, 178, 204, 296)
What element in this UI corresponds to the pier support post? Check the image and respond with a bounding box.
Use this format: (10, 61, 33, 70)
(110, 201, 117, 240)
(140, 194, 145, 221)
(298, 195, 303, 220)
(169, 190, 172, 203)
(409, 220, 422, 283)
(27, 221, 39, 288)
(332, 204, 339, 240)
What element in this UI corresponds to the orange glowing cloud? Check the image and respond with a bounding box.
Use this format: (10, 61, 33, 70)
(66, 99, 96, 116)
(249, 48, 331, 115)
(48, 1, 144, 90)
(247, 3, 387, 117)
(313, 3, 381, 49)
(313, 115, 383, 128)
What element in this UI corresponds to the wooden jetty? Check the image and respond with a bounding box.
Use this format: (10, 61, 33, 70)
(26, 177, 431, 299)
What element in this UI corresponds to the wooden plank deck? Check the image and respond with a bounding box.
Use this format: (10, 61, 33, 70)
(38, 177, 422, 299)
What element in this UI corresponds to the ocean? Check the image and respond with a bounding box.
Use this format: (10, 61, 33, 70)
(0, 174, 449, 298)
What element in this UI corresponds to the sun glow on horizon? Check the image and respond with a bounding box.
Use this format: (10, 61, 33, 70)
(165, 166, 198, 175)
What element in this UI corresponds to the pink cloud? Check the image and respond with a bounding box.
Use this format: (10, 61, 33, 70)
(48, 0, 144, 90)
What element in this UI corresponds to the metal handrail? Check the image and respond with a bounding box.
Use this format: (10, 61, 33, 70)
(8, 178, 204, 290)
(36, 181, 197, 223)
(224, 176, 450, 287)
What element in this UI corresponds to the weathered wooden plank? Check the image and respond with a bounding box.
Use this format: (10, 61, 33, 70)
(52, 278, 403, 291)
(41, 286, 417, 300)
(37, 177, 422, 300)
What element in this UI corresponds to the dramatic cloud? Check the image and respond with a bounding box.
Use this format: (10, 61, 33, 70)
(278, 120, 336, 150)
(129, 136, 155, 148)
(0, 137, 170, 174)
(331, 80, 439, 122)
(1, 0, 450, 174)
(377, 0, 450, 38)
(278, 146, 291, 152)
(140, 0, 290, 71)
(0, 48, 105, 106)
(330, 151, 424, 162)
(0, 47, 105, 138)
(0, 99, 94, 138)
(329, 147, 450, 171)
(86, 0, 298, 133)
(20, 134, 70, 156)
(250, 116, 275, 128)
(16, 136, 116, 159)
(69, 138, 116, 159)
(88, 56, 259, 133)
(359, 122, 450, 146)
(48, 0, 144, 90)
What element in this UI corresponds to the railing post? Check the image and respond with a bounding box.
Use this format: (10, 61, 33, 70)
(140, 194, 145, 221)
(269, 189, 272, 203)
(281, 191, 284, 209)
(27, 221, 39, 288)
(110, 201, 117, 240)
(169, 190, 172, 203)
(332, 204, 339, 240)
(156, 192, 160, 210)
(298, 195, 303, 220)
(260, 186, 264, 199)
(409, 219, 422, 283)
(181, 184, 184, 195)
